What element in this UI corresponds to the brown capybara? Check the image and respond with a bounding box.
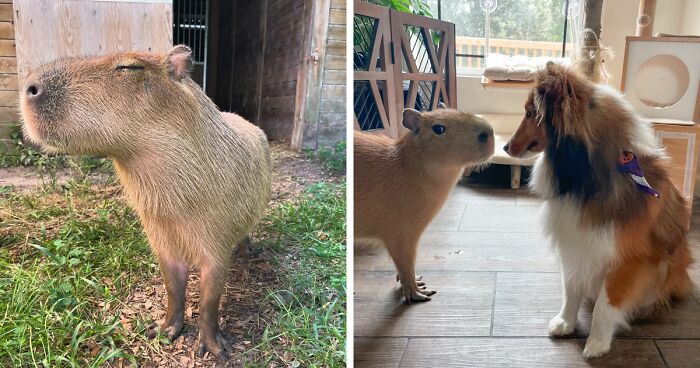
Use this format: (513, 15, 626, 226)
(19, 45, 271, 360)
(354, 107, 494, 303)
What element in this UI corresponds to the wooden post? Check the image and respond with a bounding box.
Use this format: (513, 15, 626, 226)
(576, 0, 605, 82)
(636, 0, 656, 37)
(291, 0, 331, 150)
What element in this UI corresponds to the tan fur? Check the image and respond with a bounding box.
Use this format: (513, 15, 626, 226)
(354, 108, 494, 303)
(19, 45, 271, 359)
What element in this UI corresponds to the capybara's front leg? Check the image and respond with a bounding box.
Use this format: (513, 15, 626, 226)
(197, 262, 229, 360)
(387, 239, 436, 303)
(147, 257, 188, 341)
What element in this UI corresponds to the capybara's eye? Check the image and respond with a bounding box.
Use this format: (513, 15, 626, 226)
(115, 64, 145, 71)
(432, 124, 446, 135)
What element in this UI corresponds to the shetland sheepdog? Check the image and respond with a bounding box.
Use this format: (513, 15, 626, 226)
(504, 62, 692, 358)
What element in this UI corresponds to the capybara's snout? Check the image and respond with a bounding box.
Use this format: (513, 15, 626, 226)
(24, 79, 42, 101)
(21, 65, 69, 120)
(20, 64, 72, 147)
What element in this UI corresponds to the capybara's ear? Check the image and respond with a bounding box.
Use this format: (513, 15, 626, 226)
(402, 108, 421, 133)
(167, 45, 193, 81)
(438, 102, 447, 109)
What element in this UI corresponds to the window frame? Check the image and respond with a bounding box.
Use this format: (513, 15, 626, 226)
(434, 0, 573, 70)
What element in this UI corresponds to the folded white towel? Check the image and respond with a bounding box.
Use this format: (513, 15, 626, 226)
(482, 53, 571, 81)
(483, 53, 510, 81)
(508, 55, 534, 81)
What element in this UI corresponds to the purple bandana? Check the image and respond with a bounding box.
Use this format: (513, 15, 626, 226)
(617, 151, 660, 198)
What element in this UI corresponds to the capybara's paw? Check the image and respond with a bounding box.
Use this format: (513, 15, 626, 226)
(582, 337, 611, 359)
(197, 330, 229, 361)
(401, 284, 436, 304)
(396, 274, 426, 286)
(548, 315, 575, 336)
(145, 320, 184, 341)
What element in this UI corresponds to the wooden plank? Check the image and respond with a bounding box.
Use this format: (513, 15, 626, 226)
(327, 24, 345, 40)
(458, 203, 541, 232)
(354, 271, 495, 337)
(400, 338, 665, 367)
(354, 338, 407, 368)
(319, 97, 345, 112)
(656, 340, 700, 368)
(13, 0, 171, 86)
(315, 117, 346, 147)
(0, 107, 19, 123)
(493, 271, 700, 338)
(0, 39, 15, 56)
(0, 90, 17, 107)
(0, 57, 14, 74)
(322, 69, 345, 85)
(329, 8, 344, 25)
(355, 232, 556, 273)
(0, 4, 11, 21)
(0, 22, 13, 39)
(0, 73, 17, 90)
(321, 84, 345, 99)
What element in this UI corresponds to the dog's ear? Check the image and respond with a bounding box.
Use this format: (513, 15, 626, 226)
(402, 108, 422, 134)
(536, 63, 591, 137)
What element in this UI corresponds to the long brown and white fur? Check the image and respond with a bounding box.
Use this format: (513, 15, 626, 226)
(505, 62, 693, 358)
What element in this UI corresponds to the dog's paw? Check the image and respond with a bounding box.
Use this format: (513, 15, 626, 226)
(582, 338, 610, 359)
(548, 315, 575, 336)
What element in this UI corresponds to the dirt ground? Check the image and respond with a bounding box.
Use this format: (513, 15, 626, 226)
(1, 142, 340, 367)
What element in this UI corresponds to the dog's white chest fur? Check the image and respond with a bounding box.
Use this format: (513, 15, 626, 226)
(543, 198, 616, 297)
(531, 156, 617, 297)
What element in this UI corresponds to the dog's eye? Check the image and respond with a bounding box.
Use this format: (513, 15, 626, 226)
(526, 111, 532, 118)
(116, 64, 145, 71)
(432, 124, 446, 135)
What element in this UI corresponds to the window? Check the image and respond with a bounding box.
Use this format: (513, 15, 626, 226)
(427, 0, 577, 72)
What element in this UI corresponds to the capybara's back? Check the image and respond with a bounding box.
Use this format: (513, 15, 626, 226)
(354, 108, 494, 303)
(20, 45, 271, 359)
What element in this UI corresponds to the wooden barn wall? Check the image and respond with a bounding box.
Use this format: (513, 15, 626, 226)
(311, 0, 345, 148)
(0, 0, 17, 144)
(14, 0, 172, 85)
(227, 0, 265, 125)
(257, 0, 306, 142)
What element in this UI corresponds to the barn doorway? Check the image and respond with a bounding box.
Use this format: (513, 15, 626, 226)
(173, 0, 208, 88)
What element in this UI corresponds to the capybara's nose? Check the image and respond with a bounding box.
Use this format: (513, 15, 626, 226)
(503, 144, 509, 153)
(25, 82, 43, 100)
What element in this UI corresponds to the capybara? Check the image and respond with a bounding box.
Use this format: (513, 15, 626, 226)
(354, 107, 494, 303)
(19, 45, 271, 360)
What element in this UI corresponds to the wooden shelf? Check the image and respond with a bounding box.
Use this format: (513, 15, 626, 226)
(480, 76, 535, 89)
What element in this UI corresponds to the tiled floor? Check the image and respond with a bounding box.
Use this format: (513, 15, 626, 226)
(354, 176, 700, 368)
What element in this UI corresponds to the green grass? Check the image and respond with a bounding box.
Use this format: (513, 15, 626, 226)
(250, 181, 347, 368)
(0, 167, 347, 367)
(309, 141, 346, 174)
(0, 181, 158, 367)
(0, 124, 112, 175)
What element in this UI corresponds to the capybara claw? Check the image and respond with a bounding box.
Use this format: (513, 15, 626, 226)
(402, 285, 435, 303)
(197, 331, 229, 361)
(146, 321, 184, 342)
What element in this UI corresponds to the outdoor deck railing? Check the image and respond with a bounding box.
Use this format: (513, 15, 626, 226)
(456, 36, 573, 69)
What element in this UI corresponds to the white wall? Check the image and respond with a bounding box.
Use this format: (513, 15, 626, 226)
(456, 76, 529, 114)
(599, 0, 639, 89)
(681, 0, 700, 35)
(653, 0, 684, 35)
